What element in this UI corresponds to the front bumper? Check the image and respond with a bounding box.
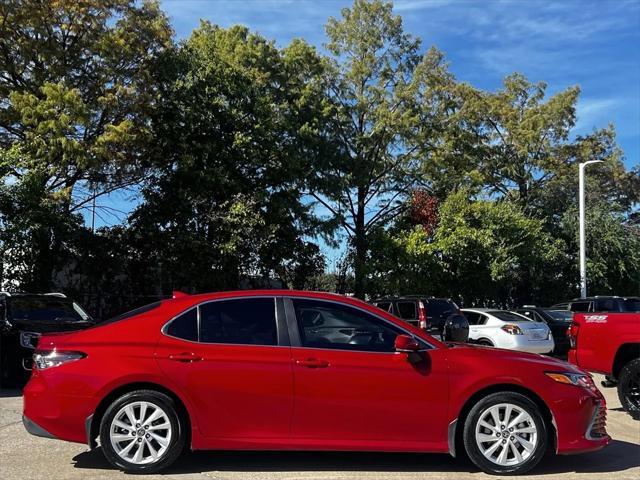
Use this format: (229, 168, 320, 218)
(554, 389, 610, 454)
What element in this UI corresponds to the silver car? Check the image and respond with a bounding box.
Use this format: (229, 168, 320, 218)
(461, 308, 554, 354)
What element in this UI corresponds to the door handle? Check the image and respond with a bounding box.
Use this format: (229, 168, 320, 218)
(295, 358, 329, 368)
(168, 352, 203, 362)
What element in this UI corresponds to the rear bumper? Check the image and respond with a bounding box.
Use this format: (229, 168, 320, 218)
(23, 372, 96, 445)
(22, 415, 57, 439)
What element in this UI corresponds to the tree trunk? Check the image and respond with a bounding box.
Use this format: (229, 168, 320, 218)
(353, 187, 367, 299)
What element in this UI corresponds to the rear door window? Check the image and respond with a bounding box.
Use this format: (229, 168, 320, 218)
(199, 298, 277, 346)
(595, 299, 618, 312)
(570, 301, 592, 313)
(166, 308, 198, 341)
(396, 301, 417, 320)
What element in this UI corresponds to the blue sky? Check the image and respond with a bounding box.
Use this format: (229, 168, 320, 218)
(95, 0, 639, 264)
(159, 0, 639, 169)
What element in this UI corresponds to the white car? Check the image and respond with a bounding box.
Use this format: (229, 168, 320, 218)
(461, 308, 554, 354)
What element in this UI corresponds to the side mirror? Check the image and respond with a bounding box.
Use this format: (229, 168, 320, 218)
(443, 313, 470, 343)
(394, 334, 421, 352)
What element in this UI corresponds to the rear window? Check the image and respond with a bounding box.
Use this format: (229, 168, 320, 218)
(426, 299, 458, 319)
(622, 299, 640, 312)
(488, 311, 532, 322)
(8, 297, 92, 323)
(102, 301, 161, 325)
(397, 301, 417, 320)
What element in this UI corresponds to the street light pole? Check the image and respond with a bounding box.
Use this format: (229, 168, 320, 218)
(578, 160, 603, 298)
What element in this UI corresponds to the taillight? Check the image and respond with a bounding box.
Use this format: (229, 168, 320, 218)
(567, 321, 579, 348)
(418, 301, 427, 329)
(33, 350, 86, 370)
(501, 324, 524, 335)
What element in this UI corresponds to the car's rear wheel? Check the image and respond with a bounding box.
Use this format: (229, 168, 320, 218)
(99, 390, 185, 473)
(477, 339, 494, 347)
(463, 392, 547, 475)
(617, 358, 640, 419)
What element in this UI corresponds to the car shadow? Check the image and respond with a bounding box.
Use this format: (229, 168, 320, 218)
(72, 440, 640, 475)
(0, 388, 22, 398)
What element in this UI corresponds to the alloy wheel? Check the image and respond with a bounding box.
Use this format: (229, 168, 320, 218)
(109, 401, 172, 465)
(474, 402, 538, 467)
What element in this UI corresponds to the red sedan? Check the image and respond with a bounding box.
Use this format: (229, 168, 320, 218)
(23, 290, 609, 475)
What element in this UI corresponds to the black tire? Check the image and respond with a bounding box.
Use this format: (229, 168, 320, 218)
(477, 339, 494, 347)
(617, 358, 640, 420)
(463, 392, 548, 475)
(99, 389, 186, 473)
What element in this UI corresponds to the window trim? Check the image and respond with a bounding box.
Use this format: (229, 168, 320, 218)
(161, 295, 287, 347)
(284, 296, 435, 353)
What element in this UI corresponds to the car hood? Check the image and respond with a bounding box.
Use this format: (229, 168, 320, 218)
(446, 342, 583, 373)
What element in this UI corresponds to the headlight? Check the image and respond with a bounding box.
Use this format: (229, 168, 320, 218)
(545, 372, 597, 391)
(33, 350, 86, 370)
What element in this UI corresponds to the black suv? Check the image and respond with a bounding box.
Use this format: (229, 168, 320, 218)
(370, 295, 460, 336)
(0, 292, 95, 388)
(515, 306, 573, 356)
(551, 296, 640, 313)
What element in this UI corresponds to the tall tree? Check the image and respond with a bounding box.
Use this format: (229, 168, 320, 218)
(128, 23, 327, 293)
(424, 73, 639, 213)
(0, 0, 172, 290)
(311, 0, 454, 297)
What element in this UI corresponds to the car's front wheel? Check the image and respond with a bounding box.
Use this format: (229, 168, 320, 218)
(99, 389, 186, 473)
(463, 392, 548, 475)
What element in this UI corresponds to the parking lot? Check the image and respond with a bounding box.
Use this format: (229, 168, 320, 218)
(0, 374, 637, 480)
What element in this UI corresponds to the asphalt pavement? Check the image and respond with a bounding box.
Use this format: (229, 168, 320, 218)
(0, 373, 638, 480)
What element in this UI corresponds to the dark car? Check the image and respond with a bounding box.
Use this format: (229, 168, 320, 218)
(551, 296, 640, 313)
(371, 295, 460, 336)
(0, 292, 95, 388)
(515, 306, 573, 356)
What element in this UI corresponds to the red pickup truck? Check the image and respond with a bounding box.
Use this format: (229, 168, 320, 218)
(567, 311, 640, 419)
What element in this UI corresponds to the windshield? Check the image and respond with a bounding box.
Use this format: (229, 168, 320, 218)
(545, 310, 573, 322)
(489, 310, 533, 322)
(9, 297, 92, 323)
(622, 299, 640, 312)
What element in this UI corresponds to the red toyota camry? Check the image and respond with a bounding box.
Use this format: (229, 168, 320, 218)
(23, 290, 609, 475)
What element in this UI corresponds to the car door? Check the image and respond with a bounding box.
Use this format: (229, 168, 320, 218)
(286, 297, 449, 450)
(155, 296, 293, 440)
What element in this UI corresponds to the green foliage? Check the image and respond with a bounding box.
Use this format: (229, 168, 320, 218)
(368, 192, 565, 305)
(124, 23, 326, 294)
(312, 0, 454, 297)
(1, 0, 638, 311)
(559, 204, 640, 296)
(0, 0, 172, 291)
